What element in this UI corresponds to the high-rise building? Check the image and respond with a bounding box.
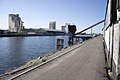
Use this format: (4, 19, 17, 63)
(9, 14, 22, 32)
(61, 26, 66, 32)
(49, 21, 56, 29)
(65, 23, 69, 33)
(61, 23, 69, 33)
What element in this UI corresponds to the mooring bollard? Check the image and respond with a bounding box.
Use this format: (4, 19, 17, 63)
(57, 39, 64, 51)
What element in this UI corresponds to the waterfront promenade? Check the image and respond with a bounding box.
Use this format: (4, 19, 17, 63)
(7, 36, 108, 80)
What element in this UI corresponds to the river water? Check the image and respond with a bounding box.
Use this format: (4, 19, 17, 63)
(0, 36, 69, 74)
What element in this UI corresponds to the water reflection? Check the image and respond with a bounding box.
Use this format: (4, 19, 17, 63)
(7, 37, 25, 68)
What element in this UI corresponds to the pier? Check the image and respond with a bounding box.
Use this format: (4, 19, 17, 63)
(1, 36, 108, 80)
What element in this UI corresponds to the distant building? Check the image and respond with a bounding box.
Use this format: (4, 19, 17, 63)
(61, 23, 69, 33)
(49, 21, 56, 29)
(9, 14, 22, 32)
(65, 23, 69, 33)
(61, 26, 66, 32)
(62, 23, 77, 35)
(0, 29, 4, 34)
(24, 28, 65, 35)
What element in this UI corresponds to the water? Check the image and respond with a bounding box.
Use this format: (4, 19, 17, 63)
(0, 36, 68, 74)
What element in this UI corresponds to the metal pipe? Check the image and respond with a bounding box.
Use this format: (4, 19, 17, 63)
(75, 19, 105, 35)
(110, 24, 114, 72)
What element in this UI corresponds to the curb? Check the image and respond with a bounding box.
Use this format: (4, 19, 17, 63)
(8, 43, 83, 80)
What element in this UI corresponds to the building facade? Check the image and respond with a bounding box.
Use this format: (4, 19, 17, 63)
(61, 23, 69, 33)
(49, 21, 56, 29)
(9, 14, 21, 32)
(61, 26, 66, 32)
(103, 0, 120, 79)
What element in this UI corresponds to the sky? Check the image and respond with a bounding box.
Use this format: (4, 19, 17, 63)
(0, 0, 107, 33)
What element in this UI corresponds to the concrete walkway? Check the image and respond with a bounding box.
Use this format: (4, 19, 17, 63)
(15, 36, 108, 80)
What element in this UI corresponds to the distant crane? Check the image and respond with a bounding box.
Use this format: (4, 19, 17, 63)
(18, 21, 24, 33)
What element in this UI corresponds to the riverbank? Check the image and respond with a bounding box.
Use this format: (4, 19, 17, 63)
(0, 41, 82, 79)
(0, 36, 69, 75)
(1, 36, 108, 80)
(0, 33, 66, 37)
